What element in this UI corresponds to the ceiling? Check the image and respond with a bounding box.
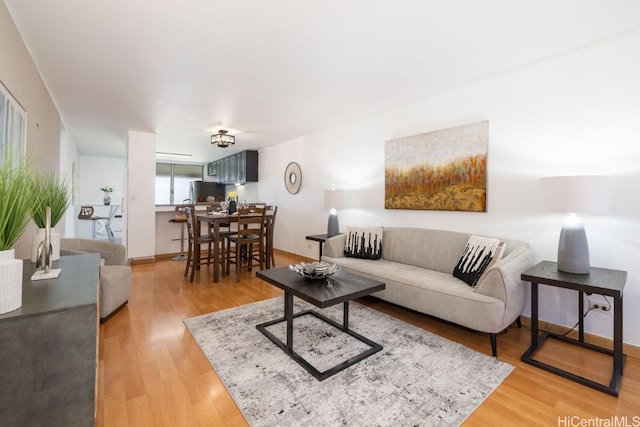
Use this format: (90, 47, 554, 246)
(5, 0, 640, 163)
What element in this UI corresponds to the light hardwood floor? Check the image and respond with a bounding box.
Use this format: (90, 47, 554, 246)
(96, 252, 640, 426)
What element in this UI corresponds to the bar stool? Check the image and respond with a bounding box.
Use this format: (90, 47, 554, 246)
(169, 206, 187, 261)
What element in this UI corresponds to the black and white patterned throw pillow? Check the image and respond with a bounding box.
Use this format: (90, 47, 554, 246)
(344, 226, 383, 260)
(453, 235, 504, 287)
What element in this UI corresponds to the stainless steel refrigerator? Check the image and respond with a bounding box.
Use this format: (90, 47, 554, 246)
(189, 180, 224, 203)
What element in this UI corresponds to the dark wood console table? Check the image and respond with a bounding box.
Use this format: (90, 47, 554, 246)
(0, 254, 100, 426)
(521, 260, 627, 396)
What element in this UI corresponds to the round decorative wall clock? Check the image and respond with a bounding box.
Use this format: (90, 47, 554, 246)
(284, 162, 302, 194)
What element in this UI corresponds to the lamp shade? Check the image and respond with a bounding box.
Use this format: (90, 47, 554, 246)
(540, 175, 609, 215)
(323, 188, 345, 210)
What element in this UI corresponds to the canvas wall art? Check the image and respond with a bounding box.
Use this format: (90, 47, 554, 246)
(385, 120, 488, 212)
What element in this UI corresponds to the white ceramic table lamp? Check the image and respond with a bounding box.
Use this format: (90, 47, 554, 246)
(540, 175, 609, 274)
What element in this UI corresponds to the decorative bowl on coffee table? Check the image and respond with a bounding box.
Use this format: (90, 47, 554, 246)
(288, 261, 339, 279)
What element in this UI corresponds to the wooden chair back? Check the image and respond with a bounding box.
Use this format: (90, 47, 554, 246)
(78, 205, 94, 219)
(236, 206, 266, 240)
(184, 206, 198, 241)
(264, 205, 277, 267)
(207, 202, 224, 214)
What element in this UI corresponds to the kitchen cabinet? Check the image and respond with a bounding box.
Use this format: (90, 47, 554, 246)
(207, 161, 218, 181)
(207, 150, 258, 184)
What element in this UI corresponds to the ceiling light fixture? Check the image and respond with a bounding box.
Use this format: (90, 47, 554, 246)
(211, 129, 235, 148)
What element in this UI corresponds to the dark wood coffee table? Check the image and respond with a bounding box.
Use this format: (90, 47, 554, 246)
(256, 267, 385, 381)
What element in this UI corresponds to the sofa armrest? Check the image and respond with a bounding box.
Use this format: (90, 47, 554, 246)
(322, 234, 347, 258)
(475, 243, 533, 300)
(475, 243, 534, 326)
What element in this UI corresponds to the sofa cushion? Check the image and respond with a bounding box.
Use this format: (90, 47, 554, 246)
(453, 235, 502, 287)
(344, 226, 383, 260)
(381, 228, 471, 273)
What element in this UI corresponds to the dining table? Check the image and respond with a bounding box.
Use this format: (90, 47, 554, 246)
(197, 210, 274, 282)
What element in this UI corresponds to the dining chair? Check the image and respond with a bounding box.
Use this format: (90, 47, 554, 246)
(225, 206, 266, 282)
(78, 205, 94, 220)
(206, 202, 232, 231)
(206, 201, 234, 253)
(264, 205, 277, 268)
(184, 206, 215, 282)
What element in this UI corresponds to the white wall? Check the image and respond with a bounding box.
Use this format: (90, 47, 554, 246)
(70, 155, 126, 239)
(59, 130, 78, 237)
(127, 131, 156, 260)
(258, 31, 640, 345)
(229, 182, 260, 205)
(77, 155, 126, 206)
(1, 1, 62, 258)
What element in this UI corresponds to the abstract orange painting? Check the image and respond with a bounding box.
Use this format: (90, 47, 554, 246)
(385, 121, 488, 212)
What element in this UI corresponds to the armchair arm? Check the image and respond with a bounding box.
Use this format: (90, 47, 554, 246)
(60, 238, 128, 266)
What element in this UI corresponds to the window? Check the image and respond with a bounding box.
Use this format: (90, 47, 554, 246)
(155, 163, 203, 205)
(0, 81, 27, 164)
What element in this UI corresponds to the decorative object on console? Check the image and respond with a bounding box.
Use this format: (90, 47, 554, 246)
(100, 186, 113, 205)
(32, 207, 61, 280)
(284, 162, 302, 194)
(211, 129, 235, 147)
(453, 235, 504, 287)
(385, 120, 488, 212)
(324, 188, 344, 237)
(30, 171, 70, 262)
(344, 226, 383, 260)
(540, 175, 609, 274)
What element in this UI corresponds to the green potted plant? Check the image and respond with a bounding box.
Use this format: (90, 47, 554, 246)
(30, 172, 70, 262)
(0, 153, 38, 314)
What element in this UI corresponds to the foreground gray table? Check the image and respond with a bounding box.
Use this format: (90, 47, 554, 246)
(0, 254, 100, 427)
(256, 267, 385, 381)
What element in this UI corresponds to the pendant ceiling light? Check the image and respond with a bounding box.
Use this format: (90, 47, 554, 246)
(211, 130, 235, 147)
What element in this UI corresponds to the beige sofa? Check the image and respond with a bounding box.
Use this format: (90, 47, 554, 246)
(321, 227, 534, 356)
(60, 238, 131, 322)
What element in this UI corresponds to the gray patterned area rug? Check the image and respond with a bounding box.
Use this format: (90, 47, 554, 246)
(184, 298, 513, 427)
